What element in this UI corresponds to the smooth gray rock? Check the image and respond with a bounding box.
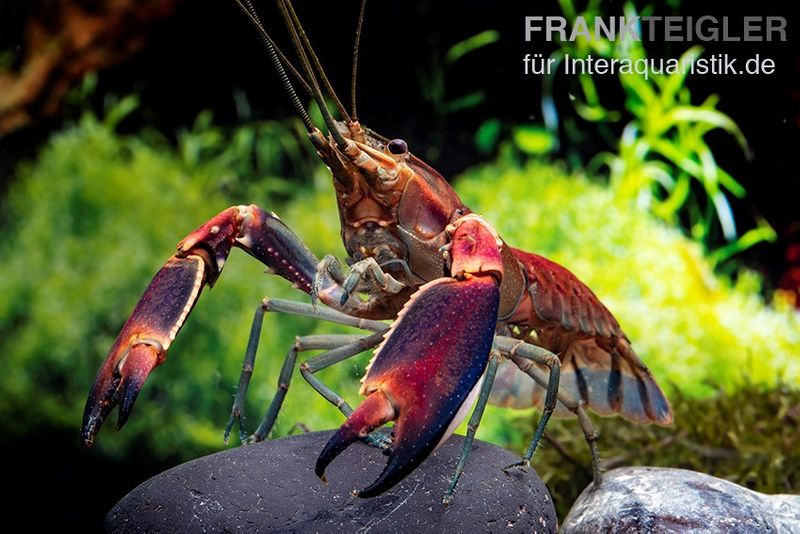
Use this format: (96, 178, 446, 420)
(562, 466, 800, 533)
(106, 431, 557, 533)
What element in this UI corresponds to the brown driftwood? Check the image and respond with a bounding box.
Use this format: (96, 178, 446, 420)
(0, 0, 181, 136)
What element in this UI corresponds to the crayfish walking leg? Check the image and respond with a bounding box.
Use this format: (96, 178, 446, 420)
(298, 333, 385, 419)
(299, 331, 394, 449)
(227, 333, 377, 443)
(442, 351, 501, 505)
(505, 346, 603, 484)
(494, 336, 562, 473)
(225, 298, 387, 444)
(442, 338, 562, 504)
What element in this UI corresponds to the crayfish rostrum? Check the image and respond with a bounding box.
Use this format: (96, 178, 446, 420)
(82, 0, 672, 504)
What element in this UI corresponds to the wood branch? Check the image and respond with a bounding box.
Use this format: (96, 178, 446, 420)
(0, 0, 182, 136)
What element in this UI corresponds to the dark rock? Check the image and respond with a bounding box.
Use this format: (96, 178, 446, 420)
(106, 431, 557, 533)
(562, 466, 800, 533)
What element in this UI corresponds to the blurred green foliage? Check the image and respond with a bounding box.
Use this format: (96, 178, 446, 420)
(528, 0, 775, 263)
(511, 125, 557, 156)
(520, 381, 800, 519)
(0, 111, 796, 513)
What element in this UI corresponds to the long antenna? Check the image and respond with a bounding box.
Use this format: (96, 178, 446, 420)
(237, 1, 313, 96)
(351, 0, 367, 121)
(272, 41, 313, 97)
(281, 0, 351, 123)
(234, 0, 314, 131)
(277, 0, 347, 148)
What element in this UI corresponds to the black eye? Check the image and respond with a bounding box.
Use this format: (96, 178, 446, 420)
(387, 138, 408, 155)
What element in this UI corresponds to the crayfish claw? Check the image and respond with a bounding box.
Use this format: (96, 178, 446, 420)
(116, 345, 160, 430)
(316, 273, 501, 498)
(316, 390, 396, 483)
(312, 255, 344, 310)
(82, 343, 161, 447)
(81, 379, 120, 448)
(82, 255, 204, 447)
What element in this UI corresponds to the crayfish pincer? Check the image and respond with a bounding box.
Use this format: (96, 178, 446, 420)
(82, 0, 672, 505)
(316, 216, 502, 498)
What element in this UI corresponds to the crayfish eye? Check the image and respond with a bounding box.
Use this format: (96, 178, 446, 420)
(387, 138, 408, 155)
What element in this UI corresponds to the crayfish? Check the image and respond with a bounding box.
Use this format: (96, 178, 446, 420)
(82, 0, 672, 504)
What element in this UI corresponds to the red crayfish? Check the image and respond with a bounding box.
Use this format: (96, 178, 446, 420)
(82, 0, 672, 504)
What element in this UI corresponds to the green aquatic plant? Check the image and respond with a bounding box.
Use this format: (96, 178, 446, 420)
(419, 29, 501, 117)
(530, 0, 775, 262)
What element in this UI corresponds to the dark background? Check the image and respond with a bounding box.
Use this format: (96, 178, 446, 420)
(0, 0, 798, 530)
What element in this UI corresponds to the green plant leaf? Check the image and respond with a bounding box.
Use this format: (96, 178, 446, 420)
(444, 30, 499, 67)
(512, 125, 556, 155)
(666, 107, 750, 154)
(103, 95, 140, 129)
(660, 46, 704, 107)
(653, 172, 691, 219)
(444, 90, 486, 114)
(474, 118, 502, 155)
(710, 222, 778, 264)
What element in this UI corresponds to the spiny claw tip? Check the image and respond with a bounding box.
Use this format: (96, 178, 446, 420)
(117, 396, 139, 430)
(116, 344, 160, 430)
(315, 464, 328, 484)
(82, 393, 115, 449)
(117, 381, 140, 430)
(81, 422, 97, 448)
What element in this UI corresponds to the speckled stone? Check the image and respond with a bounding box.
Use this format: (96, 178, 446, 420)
(106, 431, 557, 533)
(562, 466, 800, 533)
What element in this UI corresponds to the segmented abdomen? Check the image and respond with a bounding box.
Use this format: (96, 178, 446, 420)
(490, 248, 672, 425)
